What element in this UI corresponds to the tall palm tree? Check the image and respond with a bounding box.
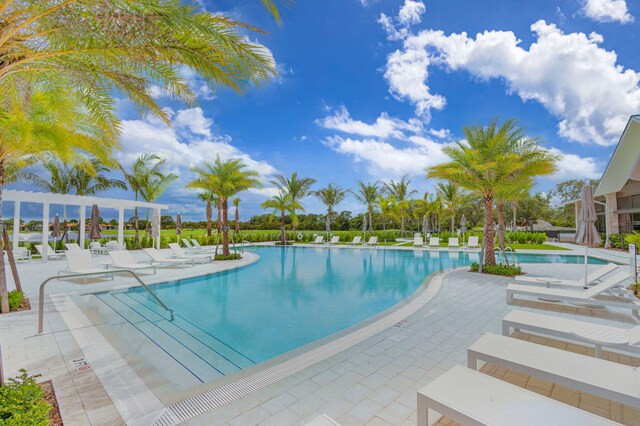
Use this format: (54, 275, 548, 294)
(197, 192, 216, 237)
(377, 195, 396, 231)
(140, 167, 178, 235)
(233, 198, 241, 233)
(428, 118, 558, 265)
(261, 193, 302, 244)
(187, 156, 262, 256)
(271, 172, 316, 232)
(354, 181, 380, 232)
(313, 184, 349, 233)
(436, 182, 465, 234)
(383, 175, 417, 235)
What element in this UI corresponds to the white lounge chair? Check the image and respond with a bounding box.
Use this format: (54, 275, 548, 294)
(413, 235, 424, 247)
(327, 236, 340, 245)
(143, 248, 194, 268)
(347, 236, 362, 245)
(416, 365, 618, 426)
(515, 263, 619, 288)
(462, 236, 480, 249)
(169, 243, 212, 263)
(108, 251, 157, 274)
(427, 237, 440, 249)
(312, 236, 325, 245)
(89, 241, 107, 255)
(182, 238, 211, 253)
(506, 270, 636, 313)
(104, 241, 123, 251)
(447, 238, 459, 249)
(503, 309, 640, 358)
(364, 236, 378, 246)
(61, 250, 109, 280)
(35, 244, 65, 260)
(467, 332, 640, 409)
(191, 239, 212, 250)
(64, 243, 82, 251)
(5, 247, 32, 263)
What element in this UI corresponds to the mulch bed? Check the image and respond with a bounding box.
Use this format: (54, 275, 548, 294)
(40, 380, 63, 426)
(0, 296, 31, 314)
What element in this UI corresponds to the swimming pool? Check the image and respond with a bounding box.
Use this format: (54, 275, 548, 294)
(94, 246, 607, 383)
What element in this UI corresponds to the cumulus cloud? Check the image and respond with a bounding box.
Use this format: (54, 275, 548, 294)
(581, 0, 633, 23)
(117, 107, 279, 216)
(546, 147, 602, 181)
(398, 0, 426, 25)
(382, 20, 640, 145)
(317, 106, 423, 139)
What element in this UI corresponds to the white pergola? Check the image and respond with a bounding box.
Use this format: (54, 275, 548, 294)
(3, 190, 169, 262)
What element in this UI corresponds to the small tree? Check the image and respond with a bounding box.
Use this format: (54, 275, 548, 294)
(261, 194, 302, 244)
(313, 184, 349, 233)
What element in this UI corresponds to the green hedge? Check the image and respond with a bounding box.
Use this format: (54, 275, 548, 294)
(0, 370, 51, 425)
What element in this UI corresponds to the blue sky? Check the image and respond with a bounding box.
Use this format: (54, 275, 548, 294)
(11, 0, 640, 221)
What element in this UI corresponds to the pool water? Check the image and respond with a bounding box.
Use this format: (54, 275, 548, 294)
(94, 247, 607, 382)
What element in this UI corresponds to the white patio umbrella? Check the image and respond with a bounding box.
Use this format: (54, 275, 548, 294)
(575, 185, 602, 287)
(151, 210, 160, 249)
(460, 215, 467, 243)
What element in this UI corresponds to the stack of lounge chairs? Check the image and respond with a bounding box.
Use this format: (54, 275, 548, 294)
(417, 262, 640, 426)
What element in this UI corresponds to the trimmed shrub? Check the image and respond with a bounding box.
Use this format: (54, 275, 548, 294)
(0, 290, 24, 311)
(470, 262, 522, 276)
(0, 370, 51, 425)
(214, 253, 242, 261)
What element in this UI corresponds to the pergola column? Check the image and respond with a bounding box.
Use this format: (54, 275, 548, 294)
(12, 201, 20, 251)
(41, 203, 50, 262)
(79, 205, 86, 249)
(156, 209, 161, 249)
(117, 207, 125, 249)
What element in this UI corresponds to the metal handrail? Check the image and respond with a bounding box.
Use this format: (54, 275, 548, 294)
(38, 269, 174, 334)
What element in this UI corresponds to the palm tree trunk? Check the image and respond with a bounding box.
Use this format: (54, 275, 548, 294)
(206, 201, 212, 237)
(368, 207, 373, 232)
(280, 209, 286, 244)
(451, 214, 455, 234)
(134, 191, 140, 249)
(496, 201, 507, 256)
(0, 166, 8, 314)
(217, 200, 222, 233)
(235, 204, 240, 233)
(222, 198, 230, 256)
(401, 211, 405, 235)
(484, 197, 496, 266)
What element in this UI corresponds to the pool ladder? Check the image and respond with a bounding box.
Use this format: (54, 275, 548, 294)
(38, 269, 174, 334)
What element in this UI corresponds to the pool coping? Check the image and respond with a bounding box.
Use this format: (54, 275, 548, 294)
(126, 266, 457, 426)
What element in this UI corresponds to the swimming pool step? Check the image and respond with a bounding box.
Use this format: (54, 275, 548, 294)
(98, 292, 226, 383)
(102, 291, 249, 379)
(124, 291, 254, 369)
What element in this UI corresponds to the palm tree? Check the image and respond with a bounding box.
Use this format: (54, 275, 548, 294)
(313, 184, 349, 233)
(383, 175, 417, 235)
(436, 182, 465, 234)
(187, 156, 262, 256)
(139, 167, 178, 235)
(0, 1, 280, 142)
(71, 158, 126, 196)
(377, 195, 396, 231)
(24, 159, 74, 229)
(271, 172, 316, 232)
(354, 181, 380, 232)
(197, 192, 216, 237)
(428, 118, 558, 265)
(261, 193, 302, 244)
(233, 198, 241, 233)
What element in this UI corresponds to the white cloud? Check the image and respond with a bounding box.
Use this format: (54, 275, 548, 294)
(382, 20, 640, 145)
(546, 147, 602, 181)
(582, 0, 633, 23)
(398, 0, 426, 26)
(117, 107, 279, 217)
(317, 106, 423, 139)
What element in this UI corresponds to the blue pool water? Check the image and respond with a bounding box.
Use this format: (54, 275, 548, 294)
(95, 247, 607, 382)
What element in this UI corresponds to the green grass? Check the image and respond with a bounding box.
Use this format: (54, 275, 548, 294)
(508, 243, 568, 251)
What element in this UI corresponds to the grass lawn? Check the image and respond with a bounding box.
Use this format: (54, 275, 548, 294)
(508, 243, 568, 251)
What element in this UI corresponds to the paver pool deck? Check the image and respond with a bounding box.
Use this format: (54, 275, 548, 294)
(1, 244, 639, 425)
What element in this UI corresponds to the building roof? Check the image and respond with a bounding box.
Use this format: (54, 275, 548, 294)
(594, 115, 640, 197)
(2, 190, 169, 210)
